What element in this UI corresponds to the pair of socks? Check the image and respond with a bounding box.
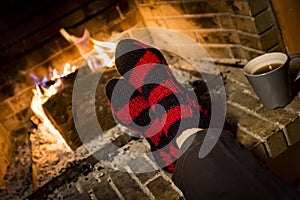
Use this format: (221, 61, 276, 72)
(105, 39, 210, 172)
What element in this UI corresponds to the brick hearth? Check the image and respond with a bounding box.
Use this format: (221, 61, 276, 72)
(5, 61, 300, 200)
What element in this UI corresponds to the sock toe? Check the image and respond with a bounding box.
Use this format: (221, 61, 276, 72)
(115, 39, 168, 78)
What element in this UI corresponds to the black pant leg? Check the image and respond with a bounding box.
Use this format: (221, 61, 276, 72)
(172, 129, 300, 200)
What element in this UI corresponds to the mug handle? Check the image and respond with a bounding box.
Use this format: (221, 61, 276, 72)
(289, 54, 300, 82)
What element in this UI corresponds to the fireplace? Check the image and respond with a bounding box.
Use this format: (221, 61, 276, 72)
(1, 0, 299, 199)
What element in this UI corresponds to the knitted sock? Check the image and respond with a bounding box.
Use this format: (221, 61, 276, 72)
(115, 39, 210, 128)
(106, 39, 211, 172)
(106, 77, 180, 172)
(106, 78, 152, 133)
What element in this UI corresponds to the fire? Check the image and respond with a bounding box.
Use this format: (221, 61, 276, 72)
(30, 28, 117, 151)
(92, 39, 116, 68)
(60, 28, 116, 72)
(30, 62, 77, 151)
(30, 85, 71, 150)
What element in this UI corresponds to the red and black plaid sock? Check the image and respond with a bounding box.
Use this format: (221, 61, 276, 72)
(106, 77, 180, 171)
(106, 78, 152, 133)
(115, 39, 210, 128)
(106, 39, 211, 172)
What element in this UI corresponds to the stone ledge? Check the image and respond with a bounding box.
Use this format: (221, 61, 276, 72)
(218, 64, 300, 159)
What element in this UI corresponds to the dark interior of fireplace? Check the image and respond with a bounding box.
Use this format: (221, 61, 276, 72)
(0, 0, 300, 199)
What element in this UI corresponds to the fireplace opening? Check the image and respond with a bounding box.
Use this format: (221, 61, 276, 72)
(0, 0, 300, 199)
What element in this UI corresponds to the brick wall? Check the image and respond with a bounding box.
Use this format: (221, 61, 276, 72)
(0, 0, 286, 186)
(137, 0, 285, 64)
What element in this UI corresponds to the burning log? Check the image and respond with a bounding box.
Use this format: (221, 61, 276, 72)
(43, 66, 119, 150)
(30, 29, 119, 151)
(43, 86, 80, 150)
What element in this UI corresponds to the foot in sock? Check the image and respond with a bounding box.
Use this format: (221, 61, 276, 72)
(115, 39, 210, 126)
(106, 39, 211, 172)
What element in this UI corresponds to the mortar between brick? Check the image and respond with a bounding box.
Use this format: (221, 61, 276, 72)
(227, 101, 280, 139)
(256, 107, 298, 127)
(126, 167, 156, 200)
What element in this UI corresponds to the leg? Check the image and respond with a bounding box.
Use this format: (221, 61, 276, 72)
(172, 129, 300, 200)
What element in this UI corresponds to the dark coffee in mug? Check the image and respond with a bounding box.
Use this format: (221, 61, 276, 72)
(243, 52, 291, 109)
(252, 63, 282, 75)
(244, 52, 300, 109)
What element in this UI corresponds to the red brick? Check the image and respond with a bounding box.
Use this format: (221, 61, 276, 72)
(242, 46, 264, 61)
(285, 96, 300, 114)
(93, 179, 120, 200)
(227, 104, 279, 139)
(228, 1, 252, 16)
(137, 7, 155, 20)
(264, 130, 288, 158)
(182, 1, 221, 14)
(77, 6, 123, 35)
(0, 156, 9, 188)
(196, 30, 239, 44)
(0, 102, 14, 121)
(128, 157, 159, 183)
(260, 26, 281, 51)
(12, 74, 34, 95)
(228, 92, 262, 112)
(236, 127, 260, 149)
(2, 112, 25, 132)
(285, 118, 300, 146)
(155, 3, 185, 16)
(218, 14, 235, 29)
(232, 16, 257, 34)
(111, 9, 143, 33)
(144, 19, 167, 28)
(192, 16, 220, 29)
(119, 0, 137, 15)
(9, 87, 34, 113)
(256, 107, 298, 126)
(0, 123, 9, 144)
(268, 44, 285, 53)
(249, 0, 269, 16)
(238, 32, 262, 50)
(218, 65, 250, 87)
(0, 123, 13, 187)
(164, 18, 199, 29)
(202, 45, 233, 59)
(110, 171, 150, 199)
(147, 176, 181, 199)
(12, 37, 70, 71)
(224, 79, 244, 95)
(251, 143, 269, 162)
(231, 45, 247, 60)
(254, 7, 276, 34)
(136, 0, 151, 4)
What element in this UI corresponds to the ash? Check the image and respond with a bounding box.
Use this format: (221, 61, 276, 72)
(30, 123, 75, 188)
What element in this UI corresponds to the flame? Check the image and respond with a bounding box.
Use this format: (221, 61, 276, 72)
(31, 85, 71, 150)
(30, 28, 117, 151)
(92, 39, 116, 68)
(60, 28, 116, 72)
(30, 62, 77, 151)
